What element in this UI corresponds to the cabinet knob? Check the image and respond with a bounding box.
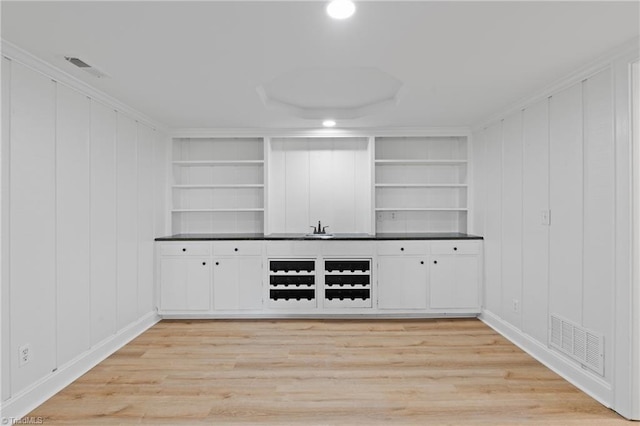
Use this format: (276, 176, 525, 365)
(202, 262, 206, 266)
(182, 248, 186, 252)
(433, 260, 438, 264)
(215, 262, 219, 266)
(400, 247, 404, 251)
(234, 248, 238, 252)
(453, 247, 458, 251)
(420, 261, 424, 265)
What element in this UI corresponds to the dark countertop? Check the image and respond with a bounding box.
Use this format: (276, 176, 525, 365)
(155, 233, 483, 241)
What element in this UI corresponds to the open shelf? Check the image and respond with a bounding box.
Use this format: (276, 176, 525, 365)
(173, 184, 265, 189)
(374, 159, 467, 166)
(375, 183, 467, 188)
(172, 160, 264, 166)
(172, 208, 265, 213)
(375, 207, 468, 212)
(172, 137, 265, 234)
(374, 136, 469, 233)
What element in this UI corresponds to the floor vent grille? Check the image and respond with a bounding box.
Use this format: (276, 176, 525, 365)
(549, 314, 604, 376)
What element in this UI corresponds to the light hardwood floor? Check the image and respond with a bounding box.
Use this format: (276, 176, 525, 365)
(29, 319, 628, 425)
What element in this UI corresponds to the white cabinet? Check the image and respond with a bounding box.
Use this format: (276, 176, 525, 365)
(429, 242, 481, 310)
(158, 242, 212, 312)
(160, 257, 211, 311)
(213, 256, 263, 310)
(377, 255, 428, 309)
(212, 241, 263, 310)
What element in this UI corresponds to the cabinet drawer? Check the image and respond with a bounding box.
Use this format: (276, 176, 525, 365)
(266, 241, 319, 256)
(322, 241, 375, 256)
(431, 241, 481, 255)
(213, 241, 263, 256)
(376, 241, 429, 256)
(159, 243, 211, 256)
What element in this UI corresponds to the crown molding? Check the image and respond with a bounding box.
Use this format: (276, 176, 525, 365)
(169, 126, 471, 139)
(472, 37, 640, 132)
(1, 39, 168, 134)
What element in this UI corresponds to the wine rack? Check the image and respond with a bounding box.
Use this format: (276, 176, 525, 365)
(268, 260, 316, 308)
(323, 259, 372, 308)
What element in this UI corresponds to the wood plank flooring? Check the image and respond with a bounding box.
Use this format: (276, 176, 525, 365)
(28, 319, 628, 424)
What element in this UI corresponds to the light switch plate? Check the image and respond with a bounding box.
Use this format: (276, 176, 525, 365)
(541, 210, 551, 226)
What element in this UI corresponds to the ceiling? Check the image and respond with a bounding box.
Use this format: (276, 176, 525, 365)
(2, 1, 639, 130)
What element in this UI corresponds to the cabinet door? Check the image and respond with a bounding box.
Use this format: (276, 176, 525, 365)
(186, 258, 212, 311)
(430, 255, 479, 309)
(160, 258, 211, 311)
(213, 256, 263, 310)
(377, 256, 428, 309)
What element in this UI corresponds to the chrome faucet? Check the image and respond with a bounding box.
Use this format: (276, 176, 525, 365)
(310, 221, 329, 235)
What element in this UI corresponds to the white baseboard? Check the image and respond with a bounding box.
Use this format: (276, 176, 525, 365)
(479, 310, 614, 409)
(0, 312, 160, 420)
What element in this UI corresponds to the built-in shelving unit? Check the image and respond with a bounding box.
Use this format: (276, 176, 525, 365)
(172, 138, 265, 233)
(374, 136, 469, 233)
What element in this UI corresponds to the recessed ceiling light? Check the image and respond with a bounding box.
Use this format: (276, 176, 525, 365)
(323, 120, 337, 128)
(326, 0, 356, 20)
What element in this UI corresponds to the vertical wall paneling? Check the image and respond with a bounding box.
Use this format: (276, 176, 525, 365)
(308, 139, 333, 229)
(549, 82, 584, 325)
(137, 124, 155, 316)
(582, 69, 614, 379)
(116, 114, 139, 329)
(471, 132, 485, 236)
(89, 101, 117, 346)
(153, 132, 168, 238)
(631, 60, 640, 419)
(284, 140, 310, 233)
(1, 57, 12, 401)
(483, 122, 503, 315)
(521, 98, 550, 343)
(268, 137, 371, 235)
(267, 139, 286, 233)
(55, 84, 91, 366)
(501, 111, 524, 328)
(9, 62, 57, 394)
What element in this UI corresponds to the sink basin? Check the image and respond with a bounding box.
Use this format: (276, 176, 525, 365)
(303, 233, 335, 239)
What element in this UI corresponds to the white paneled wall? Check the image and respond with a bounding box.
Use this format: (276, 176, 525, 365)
(56, 84, 91, 367)
(267, 138, 373, 235)
(1, 58, 167, 405)
(500, 111, 523, 328)
(8, 61, 57, 397)
(475, 67, 618, 401)
(521, 99, 549, 344)
(90, 102, 118, 346)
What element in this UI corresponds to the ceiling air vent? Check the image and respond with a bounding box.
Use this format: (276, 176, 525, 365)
(64, 56, 108, 78)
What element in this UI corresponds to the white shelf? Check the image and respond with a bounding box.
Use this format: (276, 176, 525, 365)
(172, 184, 264, 189)
(375, 183, 467, 188)
(172, 160, 264, 166)
(375, 208, 468, 212)
(374, 159, 467, 166)
(172, 208, 265, 213)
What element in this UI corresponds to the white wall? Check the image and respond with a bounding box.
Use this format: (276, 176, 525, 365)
(0, 52, 168, 416)
(267, 137, 373, 235)
(474, 42, 639, 419)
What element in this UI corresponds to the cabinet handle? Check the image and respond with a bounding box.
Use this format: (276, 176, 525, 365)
(400, 247, 404, 251)
(433, 260, 438, 264)
(420, 261, 424, 265)
(234, 248, 238, 252)
(182, 248, 186, 252)
(215, 262, 219, 266)
(453, 247, 458, 251)
(202, 262, 206, 266)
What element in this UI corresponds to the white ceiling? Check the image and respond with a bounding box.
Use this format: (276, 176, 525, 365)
(2, 1, 639, 130)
